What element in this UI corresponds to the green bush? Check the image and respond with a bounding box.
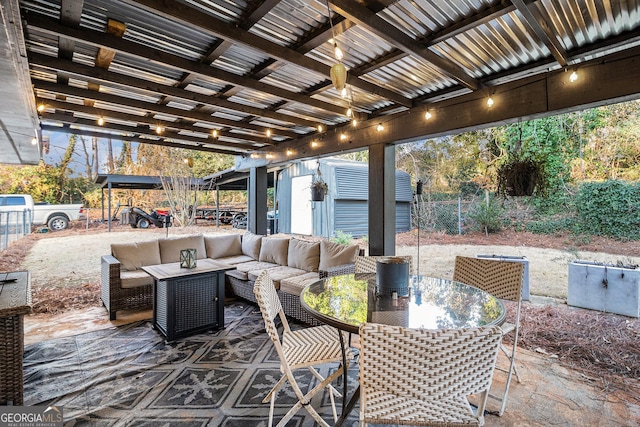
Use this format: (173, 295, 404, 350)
(525, 217, 575, 234)
(434, 204, 459, 235)
(467, 196, 505, 234)
(331, 230, 353, 245)
(574, 180, 640, 240)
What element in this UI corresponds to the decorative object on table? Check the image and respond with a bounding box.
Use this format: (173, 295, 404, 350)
(375, 256, 410, 297)
(568, 260, 639, 318)
(179, 248, 197, 269)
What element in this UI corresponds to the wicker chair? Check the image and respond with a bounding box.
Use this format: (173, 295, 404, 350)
(253, 271, 350, 427)
(358, 323, 502, 426)
(354, 255, 414, 274)
(453, 255, 525, 416)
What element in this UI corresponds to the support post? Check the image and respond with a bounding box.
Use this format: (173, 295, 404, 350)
(249, 166, 268, 235)
(368, 144, 396, 256)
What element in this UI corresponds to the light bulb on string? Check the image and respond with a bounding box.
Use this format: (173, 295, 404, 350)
(334, 43, 343, 61)
(569, 71, 578, 82)
(487, 97, 494, 107)
(425, 111, 432, 120)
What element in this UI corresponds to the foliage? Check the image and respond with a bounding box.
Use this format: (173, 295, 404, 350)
(466, 194, 505, 234)
(574, 180, 640, 240)
(525, 217, 575, 235)
(311, 179, 328, 195)
(434, 204, 459, 235)
(331, 230, 353, 245)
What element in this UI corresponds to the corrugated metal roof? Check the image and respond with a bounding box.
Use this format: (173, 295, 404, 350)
(5, 0, 640, 162)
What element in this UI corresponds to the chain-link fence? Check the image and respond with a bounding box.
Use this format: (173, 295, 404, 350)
(0, 210, 32, 252)
(412, 196, 475, 235)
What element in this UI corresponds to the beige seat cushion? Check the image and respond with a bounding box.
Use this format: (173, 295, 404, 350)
(279, 272, 322, 296)
(242, 232, 264, 260)
(247, 265, 307, 284)
(216, 254, 254, 265)
(204, 234, 242, 259)
(159, 235, 206, 264)
(319, 240, 360, 271)
(287, 238, 320, 272)
(226, 269, 249, 281)
(259, 236, 290, 265)
(236, 261, 279, 273)
(120, 270, 154, 289)
(111, 240, 161, 271)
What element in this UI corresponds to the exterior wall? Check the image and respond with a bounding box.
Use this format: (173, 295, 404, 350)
(276, 158, 412, 238)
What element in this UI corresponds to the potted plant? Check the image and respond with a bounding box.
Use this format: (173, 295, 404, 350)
(311, 179, 328, 201)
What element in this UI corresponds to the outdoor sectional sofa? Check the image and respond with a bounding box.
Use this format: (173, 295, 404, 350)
(101, 232, 362, 323)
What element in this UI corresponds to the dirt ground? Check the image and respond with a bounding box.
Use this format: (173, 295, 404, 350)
(2, 221, 639, 400)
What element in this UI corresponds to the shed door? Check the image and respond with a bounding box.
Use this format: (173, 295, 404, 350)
(290, 175, 313, 235)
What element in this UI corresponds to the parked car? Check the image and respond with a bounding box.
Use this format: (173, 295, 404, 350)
(0, 194, 84, 231)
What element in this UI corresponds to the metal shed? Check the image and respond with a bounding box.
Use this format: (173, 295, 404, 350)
(276, 158, 412, 238)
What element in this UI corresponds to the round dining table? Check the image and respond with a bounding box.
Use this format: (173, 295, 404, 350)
(300, 273, 506, 334)
(300, 273, 506, 426)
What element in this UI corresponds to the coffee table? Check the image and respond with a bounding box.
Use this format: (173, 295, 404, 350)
(142, 259, 234, 341)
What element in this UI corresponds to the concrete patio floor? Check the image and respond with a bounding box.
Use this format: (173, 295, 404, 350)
(24, 304, 639, 426)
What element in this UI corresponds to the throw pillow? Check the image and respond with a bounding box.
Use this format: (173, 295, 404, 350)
(242, 231, 264, 259)
(259, 237, 290, 265)
(319, 240, 360, 270)
(204, 234, 242, 259)
(287, 238, 320, 272)
(158, 234, 206, 264)
(112, 240, 161, 271)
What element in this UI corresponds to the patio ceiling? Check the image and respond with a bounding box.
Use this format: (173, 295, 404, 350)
(2, 0, 640, 166)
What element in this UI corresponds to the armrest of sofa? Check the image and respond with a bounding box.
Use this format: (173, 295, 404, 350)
(101, 255, 121, 312)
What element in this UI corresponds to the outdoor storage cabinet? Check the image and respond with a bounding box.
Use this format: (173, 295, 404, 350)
(155, 271, 225, 341)
(0, 271, 31, 405)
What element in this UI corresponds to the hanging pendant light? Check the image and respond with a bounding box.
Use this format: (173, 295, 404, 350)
(330, 63, 347, 92)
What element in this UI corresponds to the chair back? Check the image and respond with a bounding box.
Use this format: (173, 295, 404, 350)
(359, 323, 502, 400)
(355, 255, 414, 274)
(254, 271, 287, 343)
(453, 256, 524, 302)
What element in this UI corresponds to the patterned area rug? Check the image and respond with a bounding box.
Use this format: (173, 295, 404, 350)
(24, 302, 360, 426)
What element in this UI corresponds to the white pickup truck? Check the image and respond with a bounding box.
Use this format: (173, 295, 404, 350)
(0, 194, 84, 231)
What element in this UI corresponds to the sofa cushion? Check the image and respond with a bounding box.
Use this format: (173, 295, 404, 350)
(279, 272, 322, 296)
(120, 270, 154, 289)
(226, 269, 249, 281)
(216, 254, 255, 265)
(236, 261, 279, 273)
(111, 240, 161, 271)
(247, 265, 307, 284)
(319, 240, 361, 271)
(259, 237, 290, 265)
(159, 234, 206, 264)
(242, 232, 263, 260)
(287, 238, 320, 272)
(204, 234, 242, 259)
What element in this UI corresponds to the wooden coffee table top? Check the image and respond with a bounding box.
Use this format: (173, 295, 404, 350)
(142, 259, 235, 280)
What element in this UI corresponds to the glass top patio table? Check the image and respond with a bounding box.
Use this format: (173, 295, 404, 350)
(300, 273, 505, 335)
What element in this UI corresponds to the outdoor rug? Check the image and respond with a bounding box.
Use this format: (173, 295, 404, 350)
(23, 301, 360, 426)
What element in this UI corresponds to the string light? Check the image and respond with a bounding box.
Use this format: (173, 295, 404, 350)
(341, 87, 347, 98)
(250, 153, 260, 159)
(340, 133, 347, 141)
(212, 129, 219, 139)
(155, 125, 163, 135)
(311, 141, 319, 148)
(37, 104, 45, 112)
(376, 123, 384, 132)
(333, 42, 343, 61)
(569, 71, 578, 82)
(424, 111, 432, 120)
(97, 117, 104, 126)
(286, 149, 293, 156)
(31, 137, 38, 145)
(352, 119, 358, 127)
(486, 97, 494, 107)
(317, 124, 324, 132)
(266, 153, 274, 159)
(266, 129, 272, 138)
